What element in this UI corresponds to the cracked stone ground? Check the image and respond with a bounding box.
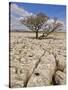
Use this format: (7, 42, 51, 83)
(9, 32, 66, 88)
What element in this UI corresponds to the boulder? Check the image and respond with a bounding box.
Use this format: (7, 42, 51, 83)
(27, 52, 56, 87)
(54, 70, 66, 85)
(56, 55, 66, 71)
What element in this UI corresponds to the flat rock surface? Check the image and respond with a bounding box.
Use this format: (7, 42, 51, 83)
(9, 32, 66, 88)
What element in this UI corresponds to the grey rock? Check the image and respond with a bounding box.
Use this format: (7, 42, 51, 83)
(55, 70, 66, 85)
(56, 55, 66, 71)
(27, 52, 56, 87)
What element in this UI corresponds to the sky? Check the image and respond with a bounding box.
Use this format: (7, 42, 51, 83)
(10, 2, 66, 31)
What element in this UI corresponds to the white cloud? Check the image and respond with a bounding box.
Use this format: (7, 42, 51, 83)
(47, 19, 64, 25)
(10, 4, 34, 30)
(10, 15, 30, 30)
(11, 4, 33, 18)
(47, 19, 65, 31)
(41, 18, 65, 32)
(10, 4, 65, 32)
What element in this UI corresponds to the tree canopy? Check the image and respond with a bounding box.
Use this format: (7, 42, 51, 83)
(20, 12, 64, 39)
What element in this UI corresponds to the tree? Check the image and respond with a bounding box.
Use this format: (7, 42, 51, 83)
(40, 17, 64, 39)
(20, 13, 48, 39)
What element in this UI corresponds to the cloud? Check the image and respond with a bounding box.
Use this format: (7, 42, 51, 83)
(41, 18, 65, 32)
(10, 3, 65, 32)
(47, 19, 65, 31)
(11, 4, 33, 18)
(10, 4, 34, 30)
(10, 15, 30, 30)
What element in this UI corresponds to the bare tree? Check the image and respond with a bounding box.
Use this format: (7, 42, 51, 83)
(40, 17, 64, 39)
(20, 13, 48, 39)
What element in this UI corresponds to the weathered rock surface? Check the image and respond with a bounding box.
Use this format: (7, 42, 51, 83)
(9, 32, 66, 88)
(54, 70, 66, 85)
(56, 55, 66, 71)
(27, 52, 56, 87)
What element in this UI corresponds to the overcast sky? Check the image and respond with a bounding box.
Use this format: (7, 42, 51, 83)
(10, 2, 66, 31)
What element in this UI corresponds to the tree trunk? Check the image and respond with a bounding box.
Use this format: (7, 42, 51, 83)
(42, 33, 45, 37)
(36, 30, 38, 39)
